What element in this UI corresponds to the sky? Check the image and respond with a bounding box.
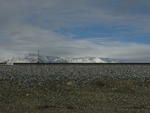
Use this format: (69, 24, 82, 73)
(0, 0, 150, 60)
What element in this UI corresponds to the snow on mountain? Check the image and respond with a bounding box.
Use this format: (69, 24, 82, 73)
(1, 53, 116, 64)
(65, 57, 107, 63)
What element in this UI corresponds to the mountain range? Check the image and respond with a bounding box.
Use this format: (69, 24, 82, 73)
(1, 53, 117, 65)
(1, 53, 148, 64)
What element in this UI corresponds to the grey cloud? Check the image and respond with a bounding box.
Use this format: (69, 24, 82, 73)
(0, 0, 150, 60)
(0, 0, 150, 30)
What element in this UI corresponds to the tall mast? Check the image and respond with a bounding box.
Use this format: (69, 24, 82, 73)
(37, 49, 40, 63)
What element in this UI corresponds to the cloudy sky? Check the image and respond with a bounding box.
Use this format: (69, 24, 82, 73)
(1, 0, 150, 60)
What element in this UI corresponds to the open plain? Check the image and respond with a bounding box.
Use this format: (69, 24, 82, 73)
(1, 64, 150, 113)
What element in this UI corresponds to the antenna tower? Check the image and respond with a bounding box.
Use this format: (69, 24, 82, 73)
(37, 49, 40, 63)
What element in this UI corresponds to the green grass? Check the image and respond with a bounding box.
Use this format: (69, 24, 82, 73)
(1, 79, 150, 113)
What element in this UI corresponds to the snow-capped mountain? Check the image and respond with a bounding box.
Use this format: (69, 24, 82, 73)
(1, 53, 116, 64)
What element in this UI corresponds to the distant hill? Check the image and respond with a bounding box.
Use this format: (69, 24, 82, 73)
(1, 53, 117, 65)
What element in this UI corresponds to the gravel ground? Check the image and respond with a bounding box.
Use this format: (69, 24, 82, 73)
(1, 64, 150, 113)
(0, 64, 150, 86)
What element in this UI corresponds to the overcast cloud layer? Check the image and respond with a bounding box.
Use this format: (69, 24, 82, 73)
(0, 0, 150, 60)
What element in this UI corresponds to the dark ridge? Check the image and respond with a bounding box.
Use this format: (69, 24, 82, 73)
(13, 63, 150, 65)
(0, 63, 6, 65)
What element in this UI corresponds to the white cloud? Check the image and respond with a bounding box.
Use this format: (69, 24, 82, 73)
(0, 25, 150, 60)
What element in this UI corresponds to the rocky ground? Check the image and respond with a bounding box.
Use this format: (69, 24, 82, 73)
(0, 64, 150, 113)
(0, 65, 150, 86)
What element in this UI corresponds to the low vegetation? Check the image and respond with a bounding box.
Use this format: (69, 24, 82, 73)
(1, 78, 150, 113)
(1, 65, 150, 113)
